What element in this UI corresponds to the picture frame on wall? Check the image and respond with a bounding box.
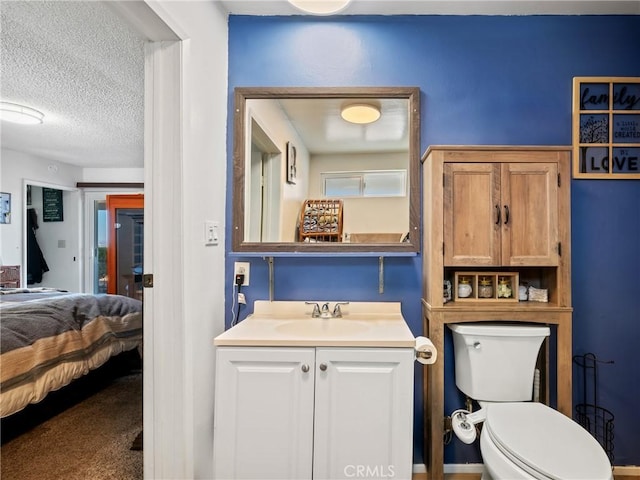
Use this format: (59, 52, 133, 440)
(286, 141, 297, 184)
(1, 192, 11, 224)
(572, 76, 640, 179)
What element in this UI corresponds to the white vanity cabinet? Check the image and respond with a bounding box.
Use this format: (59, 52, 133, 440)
(213, 346, 414, 480)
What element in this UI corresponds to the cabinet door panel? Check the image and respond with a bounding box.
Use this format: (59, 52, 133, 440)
(313, 348, 414, 480)
(444, 163, 501, 265)
(501, 163, 559, 265)
(213, 348, 315, 480)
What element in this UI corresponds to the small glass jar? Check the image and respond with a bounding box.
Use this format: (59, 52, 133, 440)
(458, 276, 472, 298)
(478, 276, 493, 298)
(497, 277, 513, 298)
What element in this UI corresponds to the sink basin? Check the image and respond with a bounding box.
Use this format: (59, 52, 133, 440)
(214, 301, 416, 347)
(275, 319, 370, 337)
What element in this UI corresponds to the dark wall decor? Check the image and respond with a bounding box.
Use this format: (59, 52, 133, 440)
(42, 188, 64, 222)
(573, 76, 640, 179)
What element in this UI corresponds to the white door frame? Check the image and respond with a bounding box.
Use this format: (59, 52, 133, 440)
(108, 2, 186, 478)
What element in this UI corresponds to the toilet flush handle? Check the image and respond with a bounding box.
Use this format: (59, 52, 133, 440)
(466, 340, 481, 349)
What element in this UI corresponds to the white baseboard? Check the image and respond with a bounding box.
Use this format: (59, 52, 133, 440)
(444, 464, 485, 474)
(413, 463, 485, 474)
(413, 463, 639, 477)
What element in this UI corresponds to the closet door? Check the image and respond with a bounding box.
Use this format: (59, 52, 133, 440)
(106, 194, 144, 299)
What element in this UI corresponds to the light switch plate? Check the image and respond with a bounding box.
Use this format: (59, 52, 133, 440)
(205, 221, 219, 246)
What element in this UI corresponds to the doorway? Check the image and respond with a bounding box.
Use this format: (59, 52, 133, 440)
(249, 118, 282, 242)
(106, 194, 144, 300)
(22, 181, 80, 291)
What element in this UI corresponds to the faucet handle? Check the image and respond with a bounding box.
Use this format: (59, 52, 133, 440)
(332, 302, 349, 318)
(305, 302, 321, 318)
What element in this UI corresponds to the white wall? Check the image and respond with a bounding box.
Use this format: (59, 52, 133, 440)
(145, 2, 228, 478)
(83, 167, 144, 183)
(0, 149, 82, 288)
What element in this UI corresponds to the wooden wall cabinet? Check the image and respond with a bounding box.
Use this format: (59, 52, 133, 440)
(444, 162, 560, 266)
(422, 146, 573, 479)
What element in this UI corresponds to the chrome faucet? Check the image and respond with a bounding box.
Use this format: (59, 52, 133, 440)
(305, 301, 350, 318)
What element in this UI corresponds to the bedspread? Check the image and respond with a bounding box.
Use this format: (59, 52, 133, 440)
(0, 289, 142, 417)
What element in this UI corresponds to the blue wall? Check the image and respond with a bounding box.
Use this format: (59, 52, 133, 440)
(225, 15, 640, 466)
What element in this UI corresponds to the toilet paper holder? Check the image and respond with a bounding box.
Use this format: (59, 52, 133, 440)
(416, 350, 432, 360)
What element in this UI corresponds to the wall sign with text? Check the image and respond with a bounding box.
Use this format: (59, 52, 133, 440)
(42, 188, 64, 222)
(573, 77, 640, 179)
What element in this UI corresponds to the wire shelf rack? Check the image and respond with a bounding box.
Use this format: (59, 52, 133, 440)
(573, 352, 615, 462)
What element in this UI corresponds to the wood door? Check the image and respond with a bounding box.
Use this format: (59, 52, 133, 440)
(444, 163, 501, 266)
(213, 347, 315, 480)
(501, 163, 559, 266)
(106, 194, 144, 298)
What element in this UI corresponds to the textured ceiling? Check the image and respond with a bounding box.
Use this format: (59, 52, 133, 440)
(0, 1, 145, 168)
(1, 1, 637, 170)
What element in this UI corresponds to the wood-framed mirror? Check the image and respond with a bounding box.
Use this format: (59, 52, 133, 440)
(232, 86, 420, 253)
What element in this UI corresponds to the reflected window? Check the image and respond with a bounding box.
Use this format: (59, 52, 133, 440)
(322, 169, 406, 197)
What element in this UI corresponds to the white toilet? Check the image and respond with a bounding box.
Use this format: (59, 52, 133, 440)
(448, 323, 613, 480)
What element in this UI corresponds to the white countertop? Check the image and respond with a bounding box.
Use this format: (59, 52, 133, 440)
(214, 300, 416, 347)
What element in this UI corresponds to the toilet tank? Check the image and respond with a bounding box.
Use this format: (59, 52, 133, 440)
(449, 323, 550, 402)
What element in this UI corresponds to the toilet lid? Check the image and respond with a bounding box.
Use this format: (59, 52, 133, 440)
(485, 403, 612, 480)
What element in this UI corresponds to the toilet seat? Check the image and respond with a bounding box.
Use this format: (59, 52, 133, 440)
(484, 402, 612, 480)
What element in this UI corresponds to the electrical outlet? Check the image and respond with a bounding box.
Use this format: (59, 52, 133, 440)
(234, 262, 250, 286)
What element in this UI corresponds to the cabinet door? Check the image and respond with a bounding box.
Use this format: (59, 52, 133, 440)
(213, 347, 315, 480)
(501, 163, 559, 266)
(444, 163, 501, 266)
(313, 348, 414, 480)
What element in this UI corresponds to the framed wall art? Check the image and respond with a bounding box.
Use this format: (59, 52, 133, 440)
(43, 188, 64, 222)
(573, 76, 640, 179)
(1, 192, 11, 224)
(286, 141, 297, 184)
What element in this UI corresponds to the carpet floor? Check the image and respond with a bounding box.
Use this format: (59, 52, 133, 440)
(1, 370, 142, 480)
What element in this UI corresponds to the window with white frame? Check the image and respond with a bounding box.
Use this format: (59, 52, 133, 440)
(322, 169, 407, 198)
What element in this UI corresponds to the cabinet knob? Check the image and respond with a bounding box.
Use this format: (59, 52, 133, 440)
(301, 364, 310, 373)
(319, 363, 328, 371)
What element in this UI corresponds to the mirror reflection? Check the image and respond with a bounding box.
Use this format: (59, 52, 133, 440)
(232, 87, 420, 253)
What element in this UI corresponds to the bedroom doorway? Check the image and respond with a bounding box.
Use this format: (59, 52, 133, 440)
(106, 194, 144, 300)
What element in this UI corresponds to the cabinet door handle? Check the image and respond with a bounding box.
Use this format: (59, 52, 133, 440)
(319, 363, 328, 371)
(301, 364, 310, 373)
(495, 205, 501, 225)
(504, 205, 510, 225)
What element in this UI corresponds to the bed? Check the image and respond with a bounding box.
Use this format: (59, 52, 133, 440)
(0, 288, 143, 418)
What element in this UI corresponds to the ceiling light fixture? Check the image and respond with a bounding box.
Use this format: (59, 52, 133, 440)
(288, 0, 351, 15)
(340, 103, 381, 125)
(0, 102, 45, 125)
